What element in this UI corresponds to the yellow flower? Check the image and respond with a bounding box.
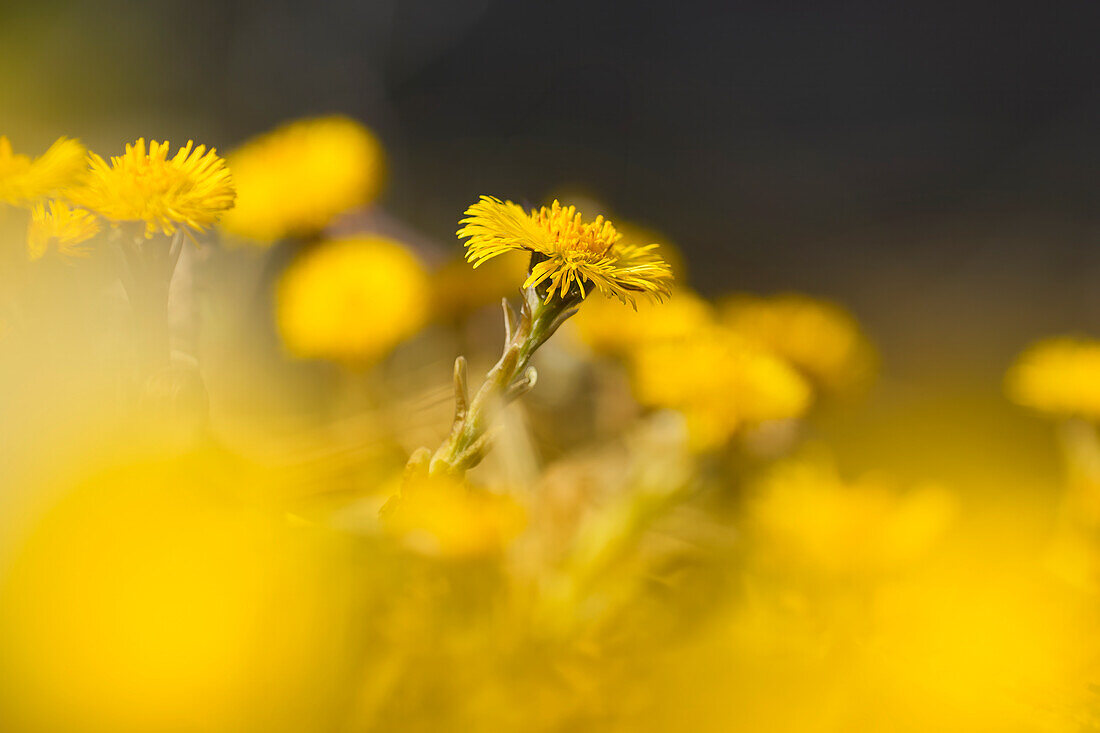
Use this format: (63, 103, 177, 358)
(572, 288, 713, 356)
(749, 454, 955, 577)
(629, 326, 811, 449)
(220, 116, 384, 243)
(0, 136, 87, 206)
(720, 293, 875, 392)
(1006, 337, 1100, 419)
(457, 196, 673, 306)
(275, 236, 430, 364)
(26, 200, 100, 260)
(69, 139, 235, 238)
(381, 472, 526, 558)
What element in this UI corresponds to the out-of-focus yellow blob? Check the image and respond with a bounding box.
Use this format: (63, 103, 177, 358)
(221, 116, 384, 243)
(870, 569, 1088, 731)
(0, 459, 356, 733)
(573, 288, 714, 356)
(26, 200, 99, 259)
(629, 327, 812, 450)
(720, 293, 875, 392)
(1006, 336, 1100, 420)
(381, 472, 526, 557)
(748, 454, 955, 577)
(275, 235, 430, 364)
(430, 252, 529, 320)
(0, 135, 87, 207)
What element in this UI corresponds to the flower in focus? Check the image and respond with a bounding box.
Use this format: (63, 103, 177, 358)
(381, 472, 525, 557)
(276, 235, 429, 364)
(458, 196, 673, 306)
(26, 200, 100, 260)
(749, 454, 955, 577)
(69, 139, 235, 238)
(220, 116, 384, 243)
(573, 288, 713, 356)
(720, 293, 874, 392)
(629, 327, 812, 450)
(1006, 337, 1100, 420)
(0, 136, 87, 207)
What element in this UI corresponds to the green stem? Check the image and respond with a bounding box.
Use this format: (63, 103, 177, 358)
(429, 286, 582, 477)
(119, 231, 183, 381)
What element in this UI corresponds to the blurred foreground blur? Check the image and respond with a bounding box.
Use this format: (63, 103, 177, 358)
(1, 119, 1099, 733)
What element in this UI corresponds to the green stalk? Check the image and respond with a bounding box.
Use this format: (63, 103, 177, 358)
(428, 285, 582, 477)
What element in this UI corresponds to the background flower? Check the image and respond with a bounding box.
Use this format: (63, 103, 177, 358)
(220, 116, 384, 243)
(275, 235, 430, 364)
(26, 200, 99, 259)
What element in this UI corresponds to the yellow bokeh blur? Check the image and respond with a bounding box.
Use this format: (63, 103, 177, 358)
(275, 235, 430, 365)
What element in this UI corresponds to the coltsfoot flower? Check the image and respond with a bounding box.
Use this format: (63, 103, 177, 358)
(69, 139, 235, 238)
(629, 327, 811, 450)
(1006, 337, 1100, 419)
(721, 293, 875, 392)
(0, 136, 87, 207)
(26, 200, 100, 260)
(220, 116, 385, 243)
(458, 196, 673, 306)
(276, 235, 430, 364)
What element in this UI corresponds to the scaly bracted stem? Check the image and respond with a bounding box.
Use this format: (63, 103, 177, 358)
(428, 285, 582, 477)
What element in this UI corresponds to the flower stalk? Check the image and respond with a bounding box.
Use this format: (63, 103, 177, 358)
(429, 284, 582, 477)
(118, 229, 184, 378)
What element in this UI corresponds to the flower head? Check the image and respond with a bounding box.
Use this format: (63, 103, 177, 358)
(629, 326, 812, 450)
(1006, 337, 1100, 419)
(721, 293, 875, 392)
(220, 116, 385, 243)
(26, 200, 100, 260)
(0, 136, 87, 206)
(458, 196, 673, 306)
(276, 235, 430, 364)
(69, 139, 235, 238)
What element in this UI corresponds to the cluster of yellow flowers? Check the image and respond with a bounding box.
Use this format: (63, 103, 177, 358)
(8, 113, 1100, 733)
(573, 287, 873, 449)
(0, 134, 236, 259)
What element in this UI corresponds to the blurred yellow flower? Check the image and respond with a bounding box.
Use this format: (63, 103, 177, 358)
(1006, 337, 1100, 419)
(221, 116, 384, 243)
(629, 327, 812, 449)
(573, 288, 713, 356)
(26, 200, 99, 260)
(720, 293, 874, 392)
(458, 196, 673, 305)
(276, 235, 429, 364)
(70, 139, 235, 238)
(430, 252, 529, 320)
(0, 136, 86, 207)
(381, 472, 525, 557)
(749, 454, 955, 577)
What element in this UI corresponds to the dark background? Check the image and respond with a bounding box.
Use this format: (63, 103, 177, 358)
(3, 0, 1100, 379)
